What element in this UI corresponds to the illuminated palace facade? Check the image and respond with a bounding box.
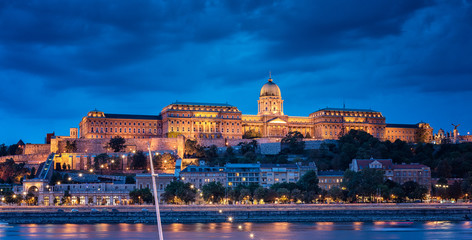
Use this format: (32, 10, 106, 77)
(79, 77, 433, 143)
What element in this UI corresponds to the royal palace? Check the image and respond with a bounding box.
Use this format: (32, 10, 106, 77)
(79, 77, 433, 143)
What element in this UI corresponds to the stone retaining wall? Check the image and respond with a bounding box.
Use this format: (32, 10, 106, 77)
(1, 208, 471, 224)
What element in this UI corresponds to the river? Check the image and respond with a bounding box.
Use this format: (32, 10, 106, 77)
(1, 221, 472, 240)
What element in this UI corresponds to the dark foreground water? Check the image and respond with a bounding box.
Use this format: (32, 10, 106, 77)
(1, 221, 472, 240)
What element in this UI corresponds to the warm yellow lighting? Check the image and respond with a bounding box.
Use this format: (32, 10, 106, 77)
(79, 173, 83, 177)
(228, 217, 233, 222)
(57, 181, 61, 185)
(89, 169, 94, 173)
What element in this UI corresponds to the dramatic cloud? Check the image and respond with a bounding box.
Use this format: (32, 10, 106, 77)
(0, 0, 471, 144)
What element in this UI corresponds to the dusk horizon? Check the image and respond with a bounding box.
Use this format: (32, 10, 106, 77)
(1, 0, 471, 144)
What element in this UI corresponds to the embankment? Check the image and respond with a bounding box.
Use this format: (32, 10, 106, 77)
(1, 204, 471, 224)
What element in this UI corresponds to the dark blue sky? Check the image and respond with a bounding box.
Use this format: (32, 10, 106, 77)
(1, 0, 471, 144)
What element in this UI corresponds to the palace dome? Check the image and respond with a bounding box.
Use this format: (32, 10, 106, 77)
(260, 78, 281, 97)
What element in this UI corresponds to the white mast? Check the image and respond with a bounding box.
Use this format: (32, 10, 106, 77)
(148, 143, 164, 240)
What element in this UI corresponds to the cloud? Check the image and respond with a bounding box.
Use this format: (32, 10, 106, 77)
(0, 0, 471, 144)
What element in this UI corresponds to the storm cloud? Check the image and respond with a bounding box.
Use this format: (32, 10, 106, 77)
(0, 0, 471, 144)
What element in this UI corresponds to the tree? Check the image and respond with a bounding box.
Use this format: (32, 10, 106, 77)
(402, 181, 427, 201)
(108, 136, 126, 152)
(129, 188, 153, 204)
(243, 129, 262, 139)
(185, 139, 204, 157)
(448, 181, 462, 201)
(201, 181, 225, 203)
(125, 175, 136, 184)
(281, 131, 305, 154)
(238, 140, 258, 155)
(131, 151, 147, 170)
(204, 145, 218, 163)
(65, 140, 77, 153)
(239, 188, 251, 203)
(327, 187, 344, 202)
(153, 153, 176, 170)
(0, 144, 7, 156)
(276, 188, 290, 203)
(94, 153, 110, 170)
(342, 169, 385, 202)
(253, 187, 267, 202)
(291, 189, 303, 202)
(297, 170, 320, 193)
(162, 181, 196, 204)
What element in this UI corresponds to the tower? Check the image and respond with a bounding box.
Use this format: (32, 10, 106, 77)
(258, 76, 284, 116)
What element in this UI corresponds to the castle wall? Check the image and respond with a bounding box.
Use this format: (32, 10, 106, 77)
(51, 137, 185, 158)
(24, 144, 51, 155)
(0, 154, 49, 165)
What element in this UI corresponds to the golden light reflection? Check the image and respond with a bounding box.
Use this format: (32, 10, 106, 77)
(353, 222, 363, 231)
(271, 222, 290, 231)
(315, 222, 334, 231)
(170, 223, 184, 232)
(208, 223, 217, 231)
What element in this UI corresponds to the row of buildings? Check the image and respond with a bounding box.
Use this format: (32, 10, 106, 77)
(179, 162, 317, 189)
(7, 156, 432, 206)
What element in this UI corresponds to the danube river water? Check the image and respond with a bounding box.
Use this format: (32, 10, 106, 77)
(1, 222, 472, 240)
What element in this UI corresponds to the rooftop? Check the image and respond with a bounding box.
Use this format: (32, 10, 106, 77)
(318, 170, 345, 176)
(103, 113, 162, 120)
(260, 163, 299, 168)
(354, 159, 394, 170)
(171, 101, 235, 107)
(316, 107, 379, 113)
(393, 163, 429, 169)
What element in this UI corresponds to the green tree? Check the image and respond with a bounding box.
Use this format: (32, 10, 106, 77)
(253, 187, 267, 202)
(108, 136, 126, 152)
(129, 188, 153, 204)
(238, 140, 258, 155)
(94, 153, 110, 170)
(184, 139, 204, 157)
(65, 140, 77, 153)
(131, 151, 147, 170)
(281, 131, 305, 154)
(402, 181, 427, 201)
(276, 188, 290, 203)
(327, 187, 344, 202)
(243, 129, 262, 139)
(162, 181, 196, 204)
(448, 181, 462, 201)
(239, 188, 251, 202)
(201, 181, 225, 203)
(125, 175, 136, 184)
(297, 170, 320, 193)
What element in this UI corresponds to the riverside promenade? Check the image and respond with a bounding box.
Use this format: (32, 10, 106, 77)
(1, 203, 471, 224)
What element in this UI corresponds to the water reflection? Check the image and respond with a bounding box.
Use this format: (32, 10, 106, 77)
(2, 222, 472, 240)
